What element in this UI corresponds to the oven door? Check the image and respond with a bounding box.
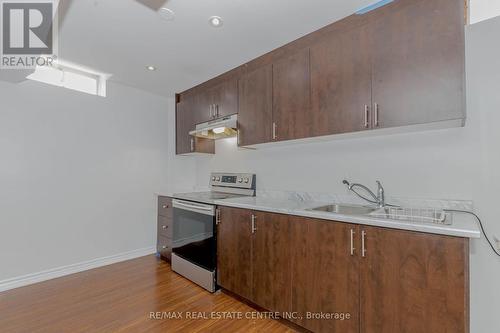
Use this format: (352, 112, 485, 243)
(172, 199, 216, 271)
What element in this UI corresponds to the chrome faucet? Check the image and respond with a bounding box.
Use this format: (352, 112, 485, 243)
(343, 179, 386, 208)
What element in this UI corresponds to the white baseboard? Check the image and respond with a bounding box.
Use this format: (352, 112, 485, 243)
(0, 246, 157, 293)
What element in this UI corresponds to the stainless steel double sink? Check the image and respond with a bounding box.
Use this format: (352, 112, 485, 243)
(307, 204, 451, 225)
(309, 204, 377, 216)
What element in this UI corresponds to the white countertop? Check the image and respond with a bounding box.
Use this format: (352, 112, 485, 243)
(213, 196, 481, 239)
(155, 187, 207, 198)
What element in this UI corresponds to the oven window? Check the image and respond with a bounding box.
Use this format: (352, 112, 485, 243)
(172, 207, 216, 271)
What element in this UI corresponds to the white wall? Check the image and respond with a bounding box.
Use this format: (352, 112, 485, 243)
(0, 80, 172, 281)
(470, 0, 500, 24)
(189, 17, 500, 332)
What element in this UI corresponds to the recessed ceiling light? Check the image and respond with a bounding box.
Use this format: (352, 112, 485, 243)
(146, 65, 156, 71)
(209, 16, 223, 28)
(159, 8, 175, 21)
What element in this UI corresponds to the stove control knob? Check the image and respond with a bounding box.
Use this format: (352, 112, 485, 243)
(216, 177, 221, 181)
(212, 176, 216, 181)
(238, 178, 243, 183)
(244, 178, 249, 183)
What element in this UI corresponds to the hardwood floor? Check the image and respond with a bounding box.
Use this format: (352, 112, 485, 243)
(0, 255, 297, 333)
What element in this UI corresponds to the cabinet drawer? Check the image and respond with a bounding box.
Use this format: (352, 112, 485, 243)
(158, 196, 173, 218)
(158, 215, 173, 238)
(157, 235, 172, 260)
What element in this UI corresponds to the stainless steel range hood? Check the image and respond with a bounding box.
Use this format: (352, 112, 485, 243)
(189, 114, 237, 140)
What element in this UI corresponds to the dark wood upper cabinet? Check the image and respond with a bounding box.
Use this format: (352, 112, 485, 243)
(370, 0, 465, 128)
(217, 207, 253, 301)
(191, 90, 211, 125)
(272, 48, 312, 141)
(189, 79, 238, 125)
(175, 98, 193, 155)
(176, 0, 466, 153)
(310, 24, 372, 136)
(290, 217, 360, 333)
(175, 95, 215, 155)
(252, 211, 291, 313)
(237, 65, 273, 146)
(211, 79, 238, 119)
(359, 226, 469, 333)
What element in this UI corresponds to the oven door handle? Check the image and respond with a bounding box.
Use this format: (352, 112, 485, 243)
(172, 199, 215, 216)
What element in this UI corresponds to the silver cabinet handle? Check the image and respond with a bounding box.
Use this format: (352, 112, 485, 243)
(251, 214, 257, 234)
(209, 105, 212, 118)
(216, 209, 221, 225)
(350, 229, 356, 256)
(374, 103, 379, 127)
(162, 205, 168, 209)
(361, 230, 367, 257)
(190, 137, 194, 152)
(216, 104, 219, 118)
(162, 245, 168, 249)
(162, 225, 167, 229)
(364, 105, 370, 128)
(272, 122, 277, 140)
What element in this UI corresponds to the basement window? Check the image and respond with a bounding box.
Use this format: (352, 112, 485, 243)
(469, 0, 500, 24)
(26, 60, 111, 97)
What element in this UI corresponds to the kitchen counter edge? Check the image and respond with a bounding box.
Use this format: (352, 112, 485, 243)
(213, 197, 481, 239)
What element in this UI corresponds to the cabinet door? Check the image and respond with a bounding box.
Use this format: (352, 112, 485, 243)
(211, 79, 238, 119)
(237, 65, 273, 146)
(176, 96, 215, 155)
(217, 207, 253, 300)
(273, 49, 312, 141)
(157, 235, 172, 261)
(290, 217, 360, 333)
(371, 0, 465, 128)
(360, 226, 468, 333)
(175, 99, 194, 155)
(192, 90, 212, 124)
(310, 25, 372, 135)
(252, 212, 291, 313)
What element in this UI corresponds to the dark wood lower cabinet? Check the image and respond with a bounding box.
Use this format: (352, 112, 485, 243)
(216, 207, 469, 333)
(290, 217, 359, 333)
(157, 196, 173, 262)
(217, 207, 253, 301)
(252, 212, 291, 314)
(217, 207, 291, 313)
(359, 226, 469, 333)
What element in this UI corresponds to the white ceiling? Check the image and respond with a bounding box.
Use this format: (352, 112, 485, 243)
(58, 0, 375, 97)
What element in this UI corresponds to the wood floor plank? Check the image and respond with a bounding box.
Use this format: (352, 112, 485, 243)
(0, 255, 296, 333)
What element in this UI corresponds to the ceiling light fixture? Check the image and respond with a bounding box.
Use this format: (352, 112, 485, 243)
(209, 16, 223, 28)
(159, 7, 175, 21)
(146, 65, 156, 71)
